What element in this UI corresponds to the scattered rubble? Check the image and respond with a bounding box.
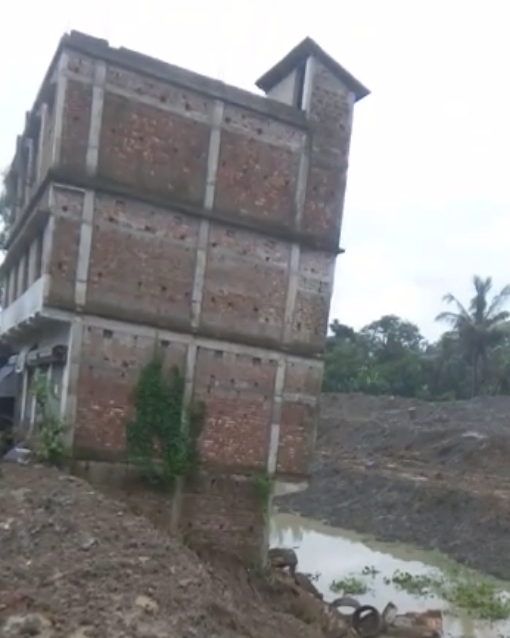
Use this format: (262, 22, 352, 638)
(269, 547, 443, 638)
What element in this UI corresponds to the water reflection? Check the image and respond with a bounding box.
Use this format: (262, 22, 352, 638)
(270, 512, 508, 638)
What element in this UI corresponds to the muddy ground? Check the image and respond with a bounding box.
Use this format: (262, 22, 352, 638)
(0, 464, 327, 638)
(278, 393, 510, 581)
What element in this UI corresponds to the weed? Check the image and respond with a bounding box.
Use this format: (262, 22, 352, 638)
(390, 569, 510, 621)
(330, 575, 369, 596)
(391, 570, 438, 596)
(126, 354, 204, 489)
(252, 471, 273, 504)
(31, 369, 67, 466)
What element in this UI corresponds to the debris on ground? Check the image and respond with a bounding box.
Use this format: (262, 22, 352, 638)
(269, 547, 443, 638)
(0, 464, 329, 638)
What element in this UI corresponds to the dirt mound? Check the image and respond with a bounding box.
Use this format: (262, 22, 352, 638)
(0, 464, 323, 638)
(319, 393, 510, 477)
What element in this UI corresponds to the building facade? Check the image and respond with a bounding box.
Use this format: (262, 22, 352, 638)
(0, 32, 368, 558)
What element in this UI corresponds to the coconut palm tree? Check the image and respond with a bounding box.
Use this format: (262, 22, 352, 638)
(435, 276, 510, 396)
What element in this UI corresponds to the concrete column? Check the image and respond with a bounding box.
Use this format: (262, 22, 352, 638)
(190, 100, 224, 330)
(294, 57, 315, 228)
(7, 267, 16, 304)
(62, 319, 83, 452)
(86, 61, 107, 175)
(50, 52, 69, 167)
(24, 138, 34, 203)
(27, 238, 38, 287)
(281, 58, 317, 345)
(36, 103, 48, 184)
(15, 170, 23, 222)
(41, 214, 55, 274)
(2, 275, 8, 309)
(20, 367, 29, 424)
(170, 343, 198, 533)
(267, 359, 286, 475)
(16, 255, 26, 297)
(74, 191, 95, 308)
(282, 245, 301, 344)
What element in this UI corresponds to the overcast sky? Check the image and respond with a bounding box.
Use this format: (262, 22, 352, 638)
(1, 0, 508, 340)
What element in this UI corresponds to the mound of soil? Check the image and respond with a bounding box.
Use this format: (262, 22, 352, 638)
(0, 464, 323, 638)
(318, 393, 510, 478)
(278, 393, 510, 580)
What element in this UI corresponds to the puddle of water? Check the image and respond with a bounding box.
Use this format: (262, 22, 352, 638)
(270, 511, 510, 638)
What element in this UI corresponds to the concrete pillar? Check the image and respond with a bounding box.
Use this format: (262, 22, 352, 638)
(62, 319, 83, 452)
(190, 99, 224, 330)
(85, 62, 107, 176)
(27, 238, 38, 287)
(41, 215, 55, 275)
(7, 267, 16, 304)
(36, 103, 48, 184)
(50, 52, 69, 167)
(74, 191, 94, 307)
(24, 138, 34, 203)
(16, 256, 26, 298)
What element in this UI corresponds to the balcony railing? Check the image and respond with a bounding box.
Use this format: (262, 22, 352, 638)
(0, 276, 46, 336)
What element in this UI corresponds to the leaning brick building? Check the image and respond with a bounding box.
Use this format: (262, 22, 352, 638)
(0, 32, 368, 558)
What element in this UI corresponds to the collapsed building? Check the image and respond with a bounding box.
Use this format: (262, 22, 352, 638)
(0, 31, 368, 559)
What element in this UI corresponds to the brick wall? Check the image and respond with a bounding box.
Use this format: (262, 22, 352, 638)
(2, 35, 366, 563)
(19, 46, 359, 490)
(200, 227, 290, 344)
(193, 347, 277, 471)
(302, 61, 354, 241)
(181, 472, 265, 562)
(72, 317, 320, 477)
(73, 322, 187, 457)
(60, 79, 93, 173)
(47, 186, 83, 309)
(86, 195, 199, 328)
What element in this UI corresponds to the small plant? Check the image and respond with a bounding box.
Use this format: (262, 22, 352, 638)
(252, 471, 273, 504)
(31, 369, 67, 466)
(390, 570, 438, 596)
(330, 575, 369, 596)
(389, 569, 510, 621)
(126, 354, 204, 489)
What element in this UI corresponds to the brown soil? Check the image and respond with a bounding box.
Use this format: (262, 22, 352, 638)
(0, 464, 327, 638)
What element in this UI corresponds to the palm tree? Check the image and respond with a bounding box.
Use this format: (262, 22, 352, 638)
(435, 276, 510, 396)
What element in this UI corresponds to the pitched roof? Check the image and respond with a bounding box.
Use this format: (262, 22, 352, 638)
(256, 37, 369, 102)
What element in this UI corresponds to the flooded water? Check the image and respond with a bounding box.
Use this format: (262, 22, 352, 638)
(270, 511, 510, 638)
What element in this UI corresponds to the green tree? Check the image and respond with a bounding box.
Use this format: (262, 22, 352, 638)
(323, 316, 427, 397)
(360, 315, 425, 362)
(435, 276, 510, 396)
(421, 332, 470, 400)
(323, 321, 370, 392)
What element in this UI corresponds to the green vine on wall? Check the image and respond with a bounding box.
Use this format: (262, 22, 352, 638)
(126, 354, 205, 489)
(252, 471, 273, 505)
(31, 369, 67, 466)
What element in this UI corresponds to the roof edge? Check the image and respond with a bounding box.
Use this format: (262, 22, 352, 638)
(256, 37, 370, 102)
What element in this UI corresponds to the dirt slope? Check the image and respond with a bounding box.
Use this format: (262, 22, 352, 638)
(0, 464, 324, 638)
(318, 393, 510, 480)
(278, 393, 510, 580)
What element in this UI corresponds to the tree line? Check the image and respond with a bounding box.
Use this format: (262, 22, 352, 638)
(323, 276, 510, 400)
